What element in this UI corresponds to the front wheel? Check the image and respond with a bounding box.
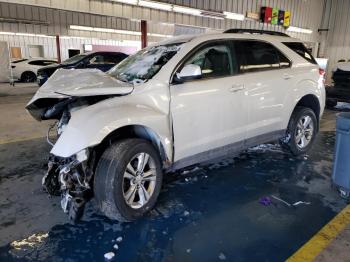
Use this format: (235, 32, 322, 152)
(94, 139, 163, 221)
(281, 106, 318, 156)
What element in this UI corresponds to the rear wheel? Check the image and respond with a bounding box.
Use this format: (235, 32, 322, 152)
(94, 139, 163, 221)
(281, 106, 317, 156)
(21, 71, 37, 82)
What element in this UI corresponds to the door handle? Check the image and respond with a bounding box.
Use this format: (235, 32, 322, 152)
(230, 84, 245, 93)
(283, 73, 293, 80)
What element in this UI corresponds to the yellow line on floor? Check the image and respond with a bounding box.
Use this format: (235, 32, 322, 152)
(0, 135, 46, 145)
(287, 204, 350, 262)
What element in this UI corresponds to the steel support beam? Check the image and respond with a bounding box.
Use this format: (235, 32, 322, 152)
(56, 35, 61, 63)
(141, 20, 147, 49)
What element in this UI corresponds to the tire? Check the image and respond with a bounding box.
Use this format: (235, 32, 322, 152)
(281, 106, 318, 156)
(21, 71, 37, 83)
(94, 139, 163, 222)
(326, 98, 337, 108)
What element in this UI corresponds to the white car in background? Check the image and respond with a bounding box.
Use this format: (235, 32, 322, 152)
(27, 29, 325, 222)
(11, 58, 57, 82)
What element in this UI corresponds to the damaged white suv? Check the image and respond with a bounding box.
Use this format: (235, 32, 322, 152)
(27, 30, 325, 221)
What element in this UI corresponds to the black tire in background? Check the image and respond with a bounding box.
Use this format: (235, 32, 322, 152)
(94, 139, 163, 222)
(21, 71, 37, 82)
(282, 106, 318, 156)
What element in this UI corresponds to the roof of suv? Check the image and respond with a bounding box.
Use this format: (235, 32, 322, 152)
(157, 32, 302, 46)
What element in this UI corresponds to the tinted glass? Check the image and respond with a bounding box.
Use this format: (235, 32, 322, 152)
(184, 43, 234, 78)
(28, 60, 56, 66)
(62, 54, 87, 65)
(12, 59, 28, 64)
(88, 55, 105, 65)
(104, 54, 127, 64)
(238, 41, 280, 72)
(283, 42, 317, 64)
(277, 51, 291, 68)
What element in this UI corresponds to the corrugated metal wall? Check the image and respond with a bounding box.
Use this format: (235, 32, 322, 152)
(0, 0, 325, 43)
(321, 0, 350, 79)
(0, 34, 141, 60)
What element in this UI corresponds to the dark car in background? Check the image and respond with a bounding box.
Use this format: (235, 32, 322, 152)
(326, 62, 350, 107)
(37, 51, 128, 86)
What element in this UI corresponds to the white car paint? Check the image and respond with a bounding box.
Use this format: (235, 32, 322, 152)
(11, 58, 57, 81)
(27, 33, 325, 168)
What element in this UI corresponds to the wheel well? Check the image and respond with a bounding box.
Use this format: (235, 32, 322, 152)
(93, 125, 168, 169)
(295, 94, 320, 128)
(21, 71, 36, 78)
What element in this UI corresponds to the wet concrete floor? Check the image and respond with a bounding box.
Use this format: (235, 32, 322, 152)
(0, 83, 349, 261)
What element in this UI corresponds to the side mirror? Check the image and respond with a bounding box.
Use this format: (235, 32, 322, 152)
(176, 64, 202, 82)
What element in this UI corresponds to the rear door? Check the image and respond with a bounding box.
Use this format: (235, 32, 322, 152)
(170, 40, 248, 162)
(236, 40, 292, 140)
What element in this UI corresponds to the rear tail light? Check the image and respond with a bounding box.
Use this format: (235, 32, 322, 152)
(319, 68, 325, 76)
(319, 68, 325, 85)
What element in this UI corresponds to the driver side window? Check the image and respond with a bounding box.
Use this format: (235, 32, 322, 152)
(183, 43, 235, 79)
(88, 55, 105, 65)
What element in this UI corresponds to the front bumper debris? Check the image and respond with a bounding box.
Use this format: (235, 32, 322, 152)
(42, 149, 93, 222)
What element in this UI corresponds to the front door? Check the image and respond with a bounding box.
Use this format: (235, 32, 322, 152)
(170, 40, 248, 163)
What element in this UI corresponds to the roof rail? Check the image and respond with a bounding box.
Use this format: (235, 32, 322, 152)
(223, 28, 290, 37)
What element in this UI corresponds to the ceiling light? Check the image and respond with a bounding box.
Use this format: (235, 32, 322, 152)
(70, 25, 93, 31)
(287, 26, 313, 34)
(93, 27, 115, 33)
(173, 6, 201, 16)
(16, 33, 37, 37)
(111, 0, 138, 5)
(139, 0, 172, 11)
(0, 32, 15, 35)
(148, 33, 172, 38)
(223, 11, 245, 21)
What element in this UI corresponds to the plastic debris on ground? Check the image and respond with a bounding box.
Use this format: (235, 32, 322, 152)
(218, 252, 227, 260)
(184, 211, 190, 216)
(259, 196, 272, 206)
(116, 236, 123, 243)
(259, 195, 311, 207)
(104, 252, 115, 260)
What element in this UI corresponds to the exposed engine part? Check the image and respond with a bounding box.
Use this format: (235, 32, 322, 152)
(46, 122, 58, 147)
(42, 149, 94, 222)
(57, 110, 70, 135)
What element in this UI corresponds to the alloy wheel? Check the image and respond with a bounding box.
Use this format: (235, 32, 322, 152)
(294, 115, 314, 149)
(122, 152, 157, 209)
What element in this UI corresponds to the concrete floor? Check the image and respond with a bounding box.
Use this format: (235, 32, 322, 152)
(0, 83, 349, 261)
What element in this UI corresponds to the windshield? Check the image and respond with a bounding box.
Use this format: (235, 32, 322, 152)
(61, 54, 87, 65)
(108, 44, 182, 82)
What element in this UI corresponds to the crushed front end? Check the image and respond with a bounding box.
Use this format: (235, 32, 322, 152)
(43, 147, 94, 221)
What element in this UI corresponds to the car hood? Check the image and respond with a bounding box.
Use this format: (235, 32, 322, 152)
(32, 68, 133, 99)
(26, 68, 134, 120)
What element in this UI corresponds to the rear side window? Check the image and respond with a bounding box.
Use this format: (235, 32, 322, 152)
(236, 41, 279, 72)
(283, 42, 317, 64)
(28, 60, 56, 66)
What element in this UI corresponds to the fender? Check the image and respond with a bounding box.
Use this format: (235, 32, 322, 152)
(50, 98, 173, 160)
(282, 75, 325, 129)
